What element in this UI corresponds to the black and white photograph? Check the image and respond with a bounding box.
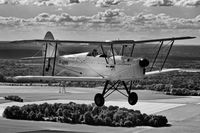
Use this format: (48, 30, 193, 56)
(0, 0, 200, 133)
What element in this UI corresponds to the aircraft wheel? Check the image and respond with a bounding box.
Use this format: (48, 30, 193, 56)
(128, 92, 138, 105)
(94, 93, 105, 107)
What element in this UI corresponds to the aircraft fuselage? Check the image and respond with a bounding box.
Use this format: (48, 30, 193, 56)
(56, 53, 145, 81)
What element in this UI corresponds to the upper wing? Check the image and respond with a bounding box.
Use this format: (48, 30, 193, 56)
(134, 36, 195, 44)
(0, 36, 195, 45)
(13, 75, 108, 82)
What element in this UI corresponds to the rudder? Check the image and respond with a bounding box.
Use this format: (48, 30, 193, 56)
(43, 31, 59, 58)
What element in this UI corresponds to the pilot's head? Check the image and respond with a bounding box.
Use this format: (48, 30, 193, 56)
(92, 49, 98, 56)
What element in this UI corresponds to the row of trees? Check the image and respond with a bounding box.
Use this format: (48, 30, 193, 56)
(140, 71, 200, 96)
(144, 83, 200, 96)
(3, 102, 168, 127)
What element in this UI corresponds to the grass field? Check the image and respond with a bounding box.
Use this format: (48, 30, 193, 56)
(0, 85, 200, 133)
(0, 85, 185, 103)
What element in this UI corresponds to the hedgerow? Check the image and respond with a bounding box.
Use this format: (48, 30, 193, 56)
(3, 102, 168, 127)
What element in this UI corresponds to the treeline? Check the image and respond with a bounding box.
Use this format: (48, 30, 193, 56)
(0, 59, 42, 77)
(142, 83, 200, 96)
(140, 71, 200, 96)
(3, 102, 168, 127)
(1, 59, 200, 96)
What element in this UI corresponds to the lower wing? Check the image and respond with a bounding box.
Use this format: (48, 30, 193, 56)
(13, 68, 200, 82)
(145, 68, 200, 76)
(13, 76, 108, 82)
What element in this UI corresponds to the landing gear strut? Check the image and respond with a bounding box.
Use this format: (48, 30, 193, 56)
(94, 80, 138, 107)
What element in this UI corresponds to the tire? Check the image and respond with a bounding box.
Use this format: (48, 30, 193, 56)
(94, 93, 105, 107)
(128, 92, 138, 105)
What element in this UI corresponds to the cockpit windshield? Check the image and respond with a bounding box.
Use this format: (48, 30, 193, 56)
(86, 43, 134, 58)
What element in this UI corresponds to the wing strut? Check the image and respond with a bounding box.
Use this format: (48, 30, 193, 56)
(52, 42, 58, 76)
(161, 40, 174, 70)
(130, 42, 135, 57)
(121, 45, 125, 56)
(111, 43, 116, 64)
(100, 44, 108, 64)
(150, 41, 164, 71)
(42, 42, 48, 76)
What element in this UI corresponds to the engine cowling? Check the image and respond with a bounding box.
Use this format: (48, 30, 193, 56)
(139, 58, 149, 68)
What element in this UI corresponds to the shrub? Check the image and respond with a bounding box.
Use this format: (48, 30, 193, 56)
(62, 109, 71, 123)
(28, 111, 36, 120)
(104, 110, 114, 120)
(104, 117, 112, 126)
(108, 105, 119, 111)
(146, 115, 168, 127)
(93, 115, 105, 125)
(71, 112, 81, 124)
(44, 107, 50, 117)
(83, 111, 93, 124)
(155, 115, 168, 127)
(4, 95, 23, 102)
(124, 120, 133, 127)
(113, 110, 127, 122)
(3, 102, 168, 127)
(35, 112, 44, 121)
(79, 104, 88, 114)
(21, 110, 28, 120)
(91, 106, 101, 116)
(3, 106, 22, 119)
(56, 108, 63, 116)
(78, 114, 84, 123)
(0, 73, 5, 82)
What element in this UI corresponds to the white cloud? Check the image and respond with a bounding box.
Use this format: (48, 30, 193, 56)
(0, 9, 199, 31)
(0, 0, 200, 7)
(130, 13, 200, 30)
(96, 0, 121, 7)
(142, 0, 175, 6)
(0, 0, 90, 6)
(0, 0, 121, 7)
(175, 0, 200, 7)
(125, 0, 200, 7)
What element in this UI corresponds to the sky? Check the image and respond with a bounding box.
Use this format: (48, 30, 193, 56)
(0, 0, 199, 44)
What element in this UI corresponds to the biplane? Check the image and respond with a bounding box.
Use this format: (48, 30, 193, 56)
(0, 31, 195, 106)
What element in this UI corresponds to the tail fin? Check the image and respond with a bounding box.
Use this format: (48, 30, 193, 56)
(43, 31, 59, 58)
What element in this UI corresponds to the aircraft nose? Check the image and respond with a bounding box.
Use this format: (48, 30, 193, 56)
(139, 58, 149, 68)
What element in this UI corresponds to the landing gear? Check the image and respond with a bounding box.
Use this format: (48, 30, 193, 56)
(94, 93, 105, 107)
(128, 92, 138, 105)
(94, 80, 138, 107)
